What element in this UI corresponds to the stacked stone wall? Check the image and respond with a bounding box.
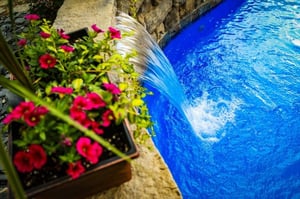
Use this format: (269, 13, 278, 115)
(117, 0, 223, 46)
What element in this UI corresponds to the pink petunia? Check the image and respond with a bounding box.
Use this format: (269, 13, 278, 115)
(39, 54, 56, 69)
(28, 144, 47, 169)
(3, 101, 35, 124)
(76, 137, 92, 157)
(17, 39, 27, 46)
(51, 86, 73, 95)
(101, 109, 114, 127)
(102, 83, 121, 95)
(40, 31, 51, 39)
(108, 27, 121, 39)
(73, 96, 90, 109)
(60, 45, 75, 53)
(66, 160, 85, 179)
(57, 29, 70, 40)
(70, 105, 87, 123)
(86, 92, 106, 109)
(24, 14, 40, 21)
(90, 121, 104, 135)
(91, 24, 104, 33)
(86, 142, 102, 164)
(76, 137, 103, 164)
(13, 151, 34, 173)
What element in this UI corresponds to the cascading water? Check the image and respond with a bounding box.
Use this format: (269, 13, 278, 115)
(116, 13, 235, 142)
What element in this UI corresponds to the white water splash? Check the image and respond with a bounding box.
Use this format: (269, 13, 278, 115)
(183, 92, 242, 142)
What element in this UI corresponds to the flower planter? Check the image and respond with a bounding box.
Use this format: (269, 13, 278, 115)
(2, 22, 150, 199)
(9, 119, 139, 199)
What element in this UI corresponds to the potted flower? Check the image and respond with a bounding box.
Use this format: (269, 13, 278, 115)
(0, 12, 152, 199)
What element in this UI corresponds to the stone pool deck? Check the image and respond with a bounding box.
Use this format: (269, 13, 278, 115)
(54, 0, 182, 199)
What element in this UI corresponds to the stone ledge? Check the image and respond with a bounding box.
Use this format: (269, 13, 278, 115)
(54, 0, 182, 198)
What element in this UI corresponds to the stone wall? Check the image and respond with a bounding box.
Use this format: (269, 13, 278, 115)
(117, 0, 223, 46)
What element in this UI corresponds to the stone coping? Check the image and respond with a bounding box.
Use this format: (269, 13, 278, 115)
(54, 0, 182, 198)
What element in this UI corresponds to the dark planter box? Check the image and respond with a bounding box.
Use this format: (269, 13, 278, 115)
(9, 119, 139, 199)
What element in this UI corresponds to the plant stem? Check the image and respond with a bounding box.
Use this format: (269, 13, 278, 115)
(0, 136, 26, 199)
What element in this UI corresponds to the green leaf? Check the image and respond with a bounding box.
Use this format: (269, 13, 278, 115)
(72, 78, 83, 90)
(40, 132, 46, 141)
(47, 46, 57, 53)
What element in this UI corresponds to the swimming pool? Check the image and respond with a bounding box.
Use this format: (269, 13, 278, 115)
(144, 0, 300, 198)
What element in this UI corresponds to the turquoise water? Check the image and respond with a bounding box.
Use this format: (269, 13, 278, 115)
(144, 0, 300, 198)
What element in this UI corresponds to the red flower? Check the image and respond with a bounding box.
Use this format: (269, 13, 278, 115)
(90, 121, 104, 135)
(108, 27, 121, 39)
(2, 101, 35, 124)
(60, 45, 75, 52)
(76, 137, 91, 157)
(13, 151, 34, 173)
(39, 54, 57, 69)
(40, 31, 51, 38)
(23, 106, 48, 127)
(66, 160, 85, 179)
(86, 92, 106, 109)
(28, 144, 47, 169)
(23, 110, 41, 127)
(17, 39, 27, 46)
(86, 142, 103, 164)
(57, 29, 70, 39)
(51, 86, 73, 95)
(91, 24, 104, 33)
(101, 109, 114, 127)
(76, 137, 103, 164)
(73, 96, 91, 110)
(70, 106, 87, 122)
(24, 14, 40, 21)
(102, 83, 121, 95)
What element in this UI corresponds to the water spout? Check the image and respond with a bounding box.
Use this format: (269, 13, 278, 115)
(116, 13, 189, 118)
(116, 13, 237, 142)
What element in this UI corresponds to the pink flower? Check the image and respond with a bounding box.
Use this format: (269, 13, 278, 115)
(86, 92, 106, 109)
(13, 151, 34, 173)
(70, 106, 87, 122)
(3, 101, 48, 126)
(17, 39, 27, 46)
(57, 29, 70, 40)
(101, 109, 114, 127)
(73, 96, 90, 110)
(108, 27, 121, 39)
(40, 31, 51, 38)
(66, 160, 85, 179)
(62, 137, 72, 147)
(102, 83, 121, 95)
(91, 24, 104, 33)
(76, 137, 103, 164)
(39, 54, 56, 69)
(23, 105, 48, 127)
(28, 144, 47, 169)
(60, 45, 75, 52)
(76, 137, 91, 157)
(35, 106, 49, 115)
(3, 101, 35, 124)
(51, 86, 73, 95)
(23, 109, 41, 127)
(90, 121, 104, 135)
(86, 142, 102, 164)
(24, 14, 40, 21)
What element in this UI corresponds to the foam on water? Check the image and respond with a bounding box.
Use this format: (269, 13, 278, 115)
(183, 92, 241, 142)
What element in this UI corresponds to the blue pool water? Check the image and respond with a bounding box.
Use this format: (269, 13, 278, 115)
(144, 0, 300, 198)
